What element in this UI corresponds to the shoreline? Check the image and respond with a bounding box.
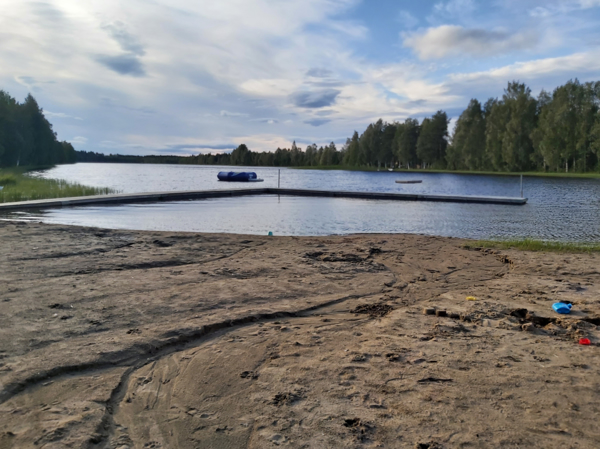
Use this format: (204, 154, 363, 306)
(26, 161, 600, 179)
(291, 165, 600, 179)
(1, 221, 599, 448)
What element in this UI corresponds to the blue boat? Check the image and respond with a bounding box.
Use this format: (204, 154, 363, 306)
(217, 171, 264, 182)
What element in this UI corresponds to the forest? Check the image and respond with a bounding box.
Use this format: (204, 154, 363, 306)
(79, 80, 600, 173)
(3, 79, 600, 173)
(0, 91, 76, 167)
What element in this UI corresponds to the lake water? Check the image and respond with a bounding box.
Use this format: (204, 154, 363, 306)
(5, 163, 600, 241)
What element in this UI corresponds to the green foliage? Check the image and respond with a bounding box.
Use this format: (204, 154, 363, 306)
(230, 144, 252, 165)
(0, 90, 77, 168)
(0, 168, 114, 203)
(448, 99, 486, 170)
(500, 82, 538, 171)
(343, 132, 360, 166)
(533, 80, 600, 172)
(0, 173, 17, 186)
(466, 238, 600, 253)
(416, 111, 449, 169)
(75, 78, 600, 174)
(396, 118, 419, 168)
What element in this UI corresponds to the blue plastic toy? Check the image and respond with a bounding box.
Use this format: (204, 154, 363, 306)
(552, 302, 572, 314)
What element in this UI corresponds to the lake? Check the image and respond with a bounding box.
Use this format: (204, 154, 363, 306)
(6, 163, 600, 241)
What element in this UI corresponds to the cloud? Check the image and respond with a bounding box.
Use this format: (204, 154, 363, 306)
(529, 0, 600, 17)
(251, 118, 279, 124)
(2, 0, 598, 156)
(71, 136, 88, 145)
(403, 25, 537, 59)
(99, 140, 119, 148)
(448, 50, 600, 84)
(101, 21, 146, 56)
(315, 109, 336, 116)
(163, 143, 237, 154)
(15, 75, 38, 90)
(306, 68, 334, 78)
(95, 54, 146, 76)
(95, 22, 146, 77)
(14, 75, 55, 92)
(220, 110, 249, 118)
(99, 97, 155, 114)
(45, 111, 83, 120)
(433, 0, 477, 16)
(304, 118, 331, 126)
(292, 89, 341, 108)
(29, 1, 66, 23)
(397, 10, 419, 29)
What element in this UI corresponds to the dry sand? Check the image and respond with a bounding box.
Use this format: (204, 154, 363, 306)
(0, 221, 599, 449)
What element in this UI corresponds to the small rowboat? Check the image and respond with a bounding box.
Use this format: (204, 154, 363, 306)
(395, 180, 422, 184)
(217, 171, 264, 182)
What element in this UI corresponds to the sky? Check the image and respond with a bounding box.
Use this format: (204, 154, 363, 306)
(1, 0, 600, 156)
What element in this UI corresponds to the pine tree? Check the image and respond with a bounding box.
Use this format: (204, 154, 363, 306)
(449, 99, 486, 170)
(396, 118, 419, 168)
(416, 111, 449, 168)
(343, 132, 360, 166)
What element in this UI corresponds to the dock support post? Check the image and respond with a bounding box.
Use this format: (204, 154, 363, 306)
(520, 174, 523, 198)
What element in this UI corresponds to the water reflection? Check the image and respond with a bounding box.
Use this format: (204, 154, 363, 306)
(13, 164, 600, 241)
(7, 194, 600, 242)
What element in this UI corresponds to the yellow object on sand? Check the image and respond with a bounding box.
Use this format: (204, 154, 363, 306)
(466, 296, 478, 301)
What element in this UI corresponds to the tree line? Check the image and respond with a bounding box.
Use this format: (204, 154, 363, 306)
(295, 79, 599, 172)
(342, 79, 600, 172)
(0, 91, 76, 167)
(81, 79, 599, 173)
(449, 80, 600, 172)
(76, 140, 344, 167)
(4, 79, 599, 173)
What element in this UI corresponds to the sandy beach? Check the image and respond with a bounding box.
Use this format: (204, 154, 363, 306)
(1, 220, 599, 448)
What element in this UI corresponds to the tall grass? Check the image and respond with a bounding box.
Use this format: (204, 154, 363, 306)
(465, 238, 600, 253)
(0, 167, 115, 203)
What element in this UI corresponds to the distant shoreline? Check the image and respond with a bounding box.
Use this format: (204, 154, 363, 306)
(48, 161, 600, 179)
(290, 165, 600, 179)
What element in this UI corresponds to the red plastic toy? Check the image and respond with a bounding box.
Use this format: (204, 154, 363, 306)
(579, 338, 591, 345)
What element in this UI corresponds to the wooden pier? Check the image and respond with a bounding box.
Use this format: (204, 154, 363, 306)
(0, 188, 528, 212)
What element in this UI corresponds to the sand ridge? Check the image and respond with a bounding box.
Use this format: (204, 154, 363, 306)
(0, 221, 599, 448)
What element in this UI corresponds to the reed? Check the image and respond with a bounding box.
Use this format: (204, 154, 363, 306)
(0, 167, 115, 203)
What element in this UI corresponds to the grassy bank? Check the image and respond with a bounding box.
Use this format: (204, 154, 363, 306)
(292, 165, 600, 179)
(0, 167, 115, 203)
(465, 238, 600, 253)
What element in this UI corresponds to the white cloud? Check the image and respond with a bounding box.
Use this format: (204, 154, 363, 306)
(0, 0, 598, 154)
(99, 140, 119, 148)
(448, 50, 600, 84)
(433, 0, 477, 17)
(71, 136, 88, 144)
(529, 0, 600, 17)
(45, 111, 83, 120)
(220, 110, 249, 118)
(403, 25, 538, 59)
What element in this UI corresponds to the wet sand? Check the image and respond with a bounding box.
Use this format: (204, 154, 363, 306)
(0, 221, 599, 448)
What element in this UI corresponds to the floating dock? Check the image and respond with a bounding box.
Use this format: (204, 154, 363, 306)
(0, 188, 528, 212)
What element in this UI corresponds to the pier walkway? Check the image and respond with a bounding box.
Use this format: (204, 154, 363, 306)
(0, 188, 528, 212)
